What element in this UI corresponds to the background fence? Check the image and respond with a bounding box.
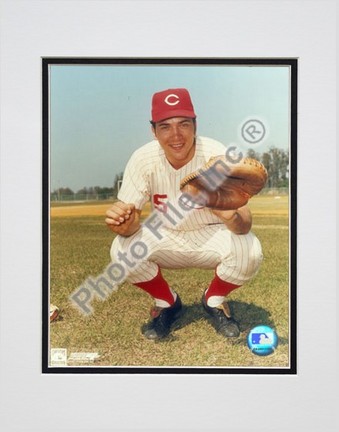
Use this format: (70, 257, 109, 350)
(50, 188, 289, 203)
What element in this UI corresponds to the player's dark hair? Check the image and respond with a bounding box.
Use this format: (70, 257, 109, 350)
(150, 118, 197, 130)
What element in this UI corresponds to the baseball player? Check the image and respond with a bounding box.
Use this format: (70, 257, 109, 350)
(105, 88, 263, 340)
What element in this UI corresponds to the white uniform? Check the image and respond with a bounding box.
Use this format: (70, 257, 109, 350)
(110, 136, 263, 292)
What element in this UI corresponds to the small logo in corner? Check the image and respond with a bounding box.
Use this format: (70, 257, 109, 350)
(50, 348, 67, 366)
(247, 325, 278, 356)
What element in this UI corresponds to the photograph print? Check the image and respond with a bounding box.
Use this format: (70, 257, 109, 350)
(43, 58, 297, 373)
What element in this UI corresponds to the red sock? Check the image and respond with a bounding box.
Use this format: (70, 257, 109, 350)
(133, 269, 175, 306)
(205, 274, 240, 307)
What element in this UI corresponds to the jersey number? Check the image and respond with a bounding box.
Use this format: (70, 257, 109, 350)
(153, 194, 168, 213)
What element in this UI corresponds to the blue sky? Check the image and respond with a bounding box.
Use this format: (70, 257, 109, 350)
(50, 64, 291, 191)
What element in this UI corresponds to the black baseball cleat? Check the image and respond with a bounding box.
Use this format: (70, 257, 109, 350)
(143, 295, 182, 340)
(202, 295, 240, 338)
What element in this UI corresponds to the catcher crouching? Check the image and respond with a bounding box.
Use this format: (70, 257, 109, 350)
(105, 88, 267, 340)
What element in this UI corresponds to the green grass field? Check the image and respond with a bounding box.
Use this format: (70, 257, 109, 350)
(49, 195, 290, 369)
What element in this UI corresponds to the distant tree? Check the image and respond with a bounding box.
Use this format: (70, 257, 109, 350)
(96, 186, 114, 199)
(278, 149, 289, 187)
(261, 151, 273, 187)
(50, 187, 74, 201)
(51, 185, 118, 201)
(73, 186, 114, 200)
(93, 186, 114, 199)
(50, 189, 58, 201)
(260, 147, 289, 188)
(59, 187, 74, 195)
(246, 148, 261, 161)
(88, 187, 97, 198)
(76, 187, 89, 196)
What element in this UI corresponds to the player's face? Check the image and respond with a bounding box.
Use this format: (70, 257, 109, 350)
(152, 117, 196, 169)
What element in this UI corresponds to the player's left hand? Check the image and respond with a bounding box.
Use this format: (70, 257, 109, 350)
(180, 156, 268, 210)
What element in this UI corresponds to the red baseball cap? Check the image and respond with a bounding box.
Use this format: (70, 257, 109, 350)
(151, 88, 196, 122)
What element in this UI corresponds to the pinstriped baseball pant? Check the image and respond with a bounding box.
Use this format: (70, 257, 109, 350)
(110, 224, 263, 286)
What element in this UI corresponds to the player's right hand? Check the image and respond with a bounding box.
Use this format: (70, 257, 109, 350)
(105, 201, 141, 236)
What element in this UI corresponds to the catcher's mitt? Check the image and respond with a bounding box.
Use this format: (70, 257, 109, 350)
(180, 156, 268, 210)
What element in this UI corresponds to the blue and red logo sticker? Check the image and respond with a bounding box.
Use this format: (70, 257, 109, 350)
(247, 325, 278, 356)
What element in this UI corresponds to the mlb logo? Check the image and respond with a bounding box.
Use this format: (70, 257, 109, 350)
(251, 332, 273, 345)
(247, 326, 278, 356)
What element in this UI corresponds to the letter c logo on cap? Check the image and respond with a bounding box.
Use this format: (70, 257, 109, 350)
(164, 94, 180, 106)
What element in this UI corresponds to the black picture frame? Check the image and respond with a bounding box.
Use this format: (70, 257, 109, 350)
(42, 57, 297, 374)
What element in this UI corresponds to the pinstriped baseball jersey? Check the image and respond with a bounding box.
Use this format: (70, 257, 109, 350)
(111, 135, 263, 293)
(117, 136, 228, 230)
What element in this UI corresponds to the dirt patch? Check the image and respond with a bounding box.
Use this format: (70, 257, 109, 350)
(50, 201, 152, 218)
